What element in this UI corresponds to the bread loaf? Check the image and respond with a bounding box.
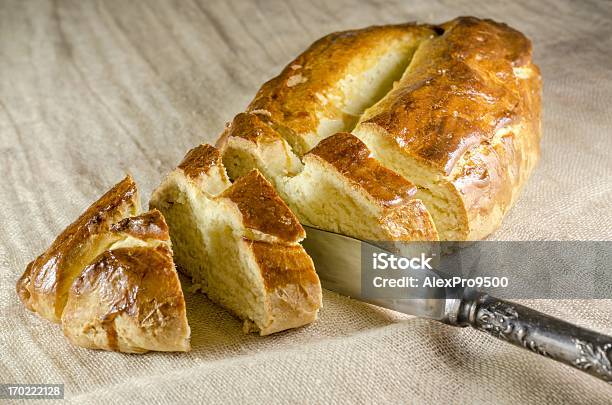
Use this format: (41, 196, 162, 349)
(17, 176, 190, 352)
(150, 144, 322, 335)
(220, 17, 541, 241)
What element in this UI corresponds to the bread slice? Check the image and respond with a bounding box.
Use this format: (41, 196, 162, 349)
(353, 17, 542, 240)
(283, 133, 437, 241)
(218, 112, 304, 180)
(149, 144, 322, 335)
(17, 176, 140, 323)
(17, 176, 190, 352)
(220, 113, 438, 242)
(62, 210, 190, 353)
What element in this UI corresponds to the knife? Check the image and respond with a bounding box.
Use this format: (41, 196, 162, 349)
(302, 225, 612, 384)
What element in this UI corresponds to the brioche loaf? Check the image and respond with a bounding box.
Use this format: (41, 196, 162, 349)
(150, 144, 322, 335)
(220, 17, 541, 241)
(17, 176, 190, 353)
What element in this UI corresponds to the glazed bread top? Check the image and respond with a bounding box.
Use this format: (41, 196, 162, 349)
(17, 175, 140, 322)
(248, 241, 319, 292)
(307, 132, 417, 208)
(223, 112, 282, 145)
(297, 133, 438, 241)
(177, 141, 234, 195)
(70, 246, 179, 332)
(221, 171, 306, 242)
(358, 16, 541, 174)
(110, 209, 170, 240)
(62, 209, 190, 352)
(248, 23, 436, 155)
(17, 174, 191, 352)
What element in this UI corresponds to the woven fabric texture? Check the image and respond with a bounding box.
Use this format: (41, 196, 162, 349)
(1, 0, 611, 403)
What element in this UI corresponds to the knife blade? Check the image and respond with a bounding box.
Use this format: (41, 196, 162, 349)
(301, 225, 612, 383)
(301, 225, 454, 322)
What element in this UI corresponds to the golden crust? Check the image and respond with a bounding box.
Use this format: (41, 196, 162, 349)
(221, 170, 306, 243)
(248, 23, 436, 155)
(17, 176, 190, 352)
(360, 16, 537, 174)
(223, 112, 282, 145)
(17, 175, 139, 322)
(249, 240, 321, 335)
(307, 133, 417, 208)
(220, 112, 304, 182)
(179, 143, 224, 179)
(222, 17, 541, 239)
(302, 155, 439, 241)
(221, 121, 438, 241)
(249, 240, 319, 291)
(178, 144, 231, 195)
(357, 16, 541, 239)
(62, 245, 190, 352)
(110, 209, 169, 241)
(220, 17, 539, 241)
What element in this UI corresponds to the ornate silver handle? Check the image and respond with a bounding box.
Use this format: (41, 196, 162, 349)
(448, 292, 612, 383)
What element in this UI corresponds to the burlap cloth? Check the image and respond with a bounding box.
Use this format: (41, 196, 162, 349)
(1, 0, 611, 403)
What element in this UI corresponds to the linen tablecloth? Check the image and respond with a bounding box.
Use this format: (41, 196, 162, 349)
(1, 0, 611, 403)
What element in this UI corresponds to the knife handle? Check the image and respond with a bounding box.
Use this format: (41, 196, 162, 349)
(452, 292, 612, 383)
